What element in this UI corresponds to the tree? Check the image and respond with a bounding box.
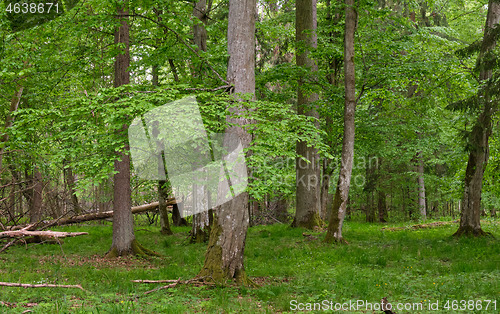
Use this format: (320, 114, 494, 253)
(293, 0, 322, 229)
(198, 0, 255, 285)
(191, 0, 212, 243)
(453, 0, 500, 237)
(106, 1, 156, 257)
(324, 0, 357, 243)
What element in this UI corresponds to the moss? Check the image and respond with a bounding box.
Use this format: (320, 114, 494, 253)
(197, 221, 255, 287)
(291, 211, 323, 229)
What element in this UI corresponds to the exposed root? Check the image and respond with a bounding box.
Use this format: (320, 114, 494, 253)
(105, 239, 161, 258)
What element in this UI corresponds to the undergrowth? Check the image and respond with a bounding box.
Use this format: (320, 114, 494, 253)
(0, 217, 498, 313)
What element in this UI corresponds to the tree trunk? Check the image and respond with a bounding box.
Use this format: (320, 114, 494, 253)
(416, 151, 426, 220)
(63, 163, 81, 214)
(0, 86, 23, 171)
(106, 2, 151, 257)
(198, 0, 255, 285)
(378, 190, 387, 222)
(158, 180, 173, 235)
(365, 155, 376, 222)
(190, 0, 211, 242)
(324, 0, 357, 243)
(293, 0, 322, 229)
(454, 0, 500, 237)
(28, 168, 43, 223)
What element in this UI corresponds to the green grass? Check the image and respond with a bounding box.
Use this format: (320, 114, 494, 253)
(0, 218, 498, 313)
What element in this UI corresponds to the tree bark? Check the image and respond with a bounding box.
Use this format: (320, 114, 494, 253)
(198, 0, 255, 285)
(190, 0, 211, 242)
(454, 0, 500, 237)
(63, 163, 81, 214)
(28, 168, 43, 223)
(0, 86, 23, 171)
(416, 151, 426, 220)
(106, 2, 141, 257)
(324, 0, 357, 243)
(293, 0, 322, 229)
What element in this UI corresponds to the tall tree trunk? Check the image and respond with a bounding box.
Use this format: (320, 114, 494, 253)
(454, 0, 500, 237)
(416, 151, 426, 220)
(63, 163, 81, 214)
(293, 0, 322, 229)
(324, 0, 357, 243)
(198, 0, 255, 285)
(28, 168, 43, 223)
(190, 0, 211, 242)
(106, 2, 156, 257)
(0, 86, 23, 171)
(378, 190, 387, 222)
(158, 180, 173, 235)
(365, 155, 376, 222)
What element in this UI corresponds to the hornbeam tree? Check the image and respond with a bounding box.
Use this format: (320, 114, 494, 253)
(105, 1, 156, 257)
(198, 0, 255, 285)
(293, 0, 323, 229)
(453, 0, 500, 236)
(324, 0, 357, 243)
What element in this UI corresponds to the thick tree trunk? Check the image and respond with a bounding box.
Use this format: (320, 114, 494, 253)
(454, 0, 500, 237)
(293, 0, 322, 229)
(106, 2, 149, 257)
(416, 152, 426, 220)
(198, 0, 255, 285)
(324, 0, 357, 243)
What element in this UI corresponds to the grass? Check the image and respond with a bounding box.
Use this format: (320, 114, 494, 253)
(0, 217, 498, 313)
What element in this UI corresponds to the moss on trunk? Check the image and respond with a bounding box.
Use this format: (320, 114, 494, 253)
(291, 211, 323, 229)
(197, 220, 255, 286)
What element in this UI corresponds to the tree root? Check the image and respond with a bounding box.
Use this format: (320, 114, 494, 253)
(453, 226, 494, 238)
(104, 239, 161, 258)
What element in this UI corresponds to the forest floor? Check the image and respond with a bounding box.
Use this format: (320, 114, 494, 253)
(0, 217, 498, 313)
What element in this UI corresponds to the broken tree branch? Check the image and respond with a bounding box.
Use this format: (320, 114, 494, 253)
(0, 282, 86, 291)
(0, 230, 88, 239)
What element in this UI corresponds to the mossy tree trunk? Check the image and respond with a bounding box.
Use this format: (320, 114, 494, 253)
(198, 0, 255, 285)
(454, 0, 500, 237)
(324, 0, 357, 244)
(293, 0, 322, 229)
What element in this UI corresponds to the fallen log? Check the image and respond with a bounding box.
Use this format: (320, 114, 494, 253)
(0, 229, 88, 240)
(8, 199, 177, 231)
(0, 281, 86, 291)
